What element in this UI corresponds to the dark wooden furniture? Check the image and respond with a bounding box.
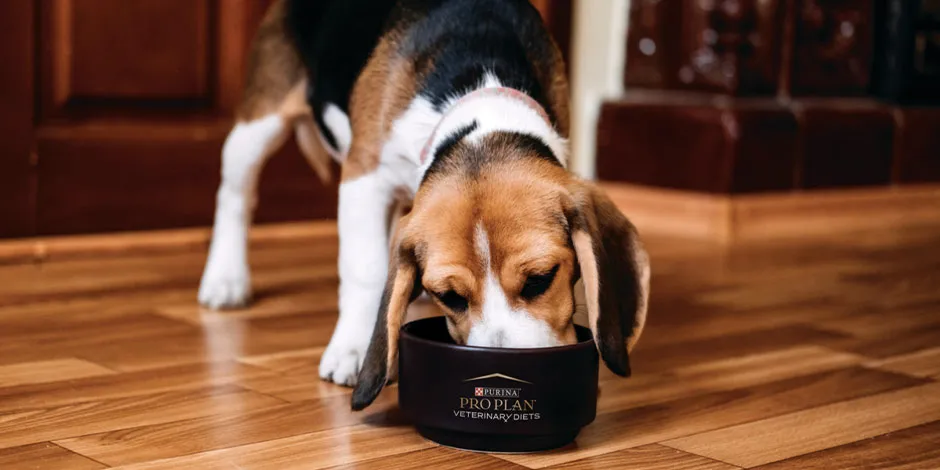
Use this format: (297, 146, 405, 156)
(0, 0, 570, 239)
(0, 0, 336, 238)
(598, 0, 940, 193)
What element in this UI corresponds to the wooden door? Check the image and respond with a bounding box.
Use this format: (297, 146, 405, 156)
(0, 2, 36, 238)
(29, 0, 337, 236)
(0, 0, 571, 239)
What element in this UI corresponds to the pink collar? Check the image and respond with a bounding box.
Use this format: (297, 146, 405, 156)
(419, 86, 552, 164)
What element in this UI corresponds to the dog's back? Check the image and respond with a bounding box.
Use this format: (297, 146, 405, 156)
(285, 0, 398, 155)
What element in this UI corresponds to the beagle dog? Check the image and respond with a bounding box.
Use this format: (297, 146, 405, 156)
(198, 0, 650, 411)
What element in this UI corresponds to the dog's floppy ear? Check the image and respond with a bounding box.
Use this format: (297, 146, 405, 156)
(351, 216, 422, 411)
(566, 181, 650, 377)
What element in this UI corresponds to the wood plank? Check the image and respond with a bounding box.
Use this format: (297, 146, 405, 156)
(629, 326, 850, 375)
(305, 446, 526, 470)
(0, 385, 283, 449)
(0, 359, 114, 388)
(823, 325, 940, 359)
(110, 424, 434, 470)
(753, 420, 940, 469)
(730, 185, 940, 242)
(0, 442, 105, 470)
(812, 306, 940, 337)
(497, 368, 923, 468)
(664, 382, 940, 467)
(599, 183, 940, 243)
(0, 220, 336, 264)
(545, 444, 740, 470)
(600, 183, 732, 242)
(0, 362, 268, 413)
(866, 347, 940, 379)
(56, 391, 396, 466)
(1, 205, 939, 467)
(598, 346, 864, 412)
(237, 371, 349, 403)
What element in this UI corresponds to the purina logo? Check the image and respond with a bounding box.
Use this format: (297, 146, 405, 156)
(465, 373, 528, 398)
(455, 372, 540, 422)
(473, 386, 521, 398)
(462, 373, 532, 384)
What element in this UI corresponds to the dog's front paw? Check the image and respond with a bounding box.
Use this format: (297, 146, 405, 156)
(198, 264, 252, 310)
(319, 335, 368, 387)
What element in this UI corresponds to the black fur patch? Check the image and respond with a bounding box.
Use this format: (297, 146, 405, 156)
(285, 0, 398, 153)
(423, 129, 562, 184)
(400, 0, 560, 126)
(421, 120, 479, 181)
(497, 133, 561, 167)
(285, 0, 562, 156)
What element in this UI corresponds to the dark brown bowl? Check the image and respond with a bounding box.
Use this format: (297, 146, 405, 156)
(398, 317, 599, 453)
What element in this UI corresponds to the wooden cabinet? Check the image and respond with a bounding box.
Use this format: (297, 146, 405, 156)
(600, 0, 940, 193)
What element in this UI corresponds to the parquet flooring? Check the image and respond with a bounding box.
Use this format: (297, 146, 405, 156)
(1, 221, 939, 469)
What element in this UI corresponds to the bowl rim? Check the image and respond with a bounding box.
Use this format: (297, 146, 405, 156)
(399, 317, 596, 355)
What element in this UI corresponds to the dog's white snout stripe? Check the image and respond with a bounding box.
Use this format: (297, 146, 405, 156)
(466, 224, 562, 349)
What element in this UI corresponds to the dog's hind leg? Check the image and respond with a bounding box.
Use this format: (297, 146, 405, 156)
(199, 0, 305, 309)
(198, 114, 290, 309)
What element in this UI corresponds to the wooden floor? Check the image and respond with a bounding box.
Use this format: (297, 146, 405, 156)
(1, 221, 939, 469)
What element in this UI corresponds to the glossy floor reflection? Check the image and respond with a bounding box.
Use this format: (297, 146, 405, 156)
(0, 222, 938, 469)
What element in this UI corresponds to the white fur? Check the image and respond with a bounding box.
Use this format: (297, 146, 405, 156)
(199, 115, 288, 309)
(319, 171, 396, 386)
(385, 96, 444, 196)
(474, 222, 490, 263)
(417, 74, 568, 178)
(466, 224, 562, 348)
(322, 103, 352, 158)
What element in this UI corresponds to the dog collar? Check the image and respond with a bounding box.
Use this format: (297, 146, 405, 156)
(419, 86, 554, 165)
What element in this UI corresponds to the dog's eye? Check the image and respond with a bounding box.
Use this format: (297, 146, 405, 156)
(436, 290, 468, 313)
(520, 265, 559, 300)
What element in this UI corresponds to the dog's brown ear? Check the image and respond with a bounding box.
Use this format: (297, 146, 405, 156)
(351, 219, 421, 411)
(567, 181, 650, 377)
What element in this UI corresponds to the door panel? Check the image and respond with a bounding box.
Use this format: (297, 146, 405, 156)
(4, 0, 570, 238)
(34, 0, 337, 236)
(0, 2, 36, 238)
(68, 0, 209, 100)
(39, 0, 247, 119)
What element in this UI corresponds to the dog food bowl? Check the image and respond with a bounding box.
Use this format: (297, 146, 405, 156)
(398, 317, 599, 453)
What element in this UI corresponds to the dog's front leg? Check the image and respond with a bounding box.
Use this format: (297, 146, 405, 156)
(320, 170, 394, 386)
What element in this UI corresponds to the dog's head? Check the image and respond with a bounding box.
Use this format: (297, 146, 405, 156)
(350, 132, 650, 410)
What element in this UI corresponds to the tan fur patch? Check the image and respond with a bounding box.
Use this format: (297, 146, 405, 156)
(233, 1, 334, 183)
(341, 32, 419, 182)
(571, 231, 600, 337)
(529, 34, 571, 137)
(384, 261, 416, 372)
(627, 238, 650, 352)
(237, 0, 308, 122)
